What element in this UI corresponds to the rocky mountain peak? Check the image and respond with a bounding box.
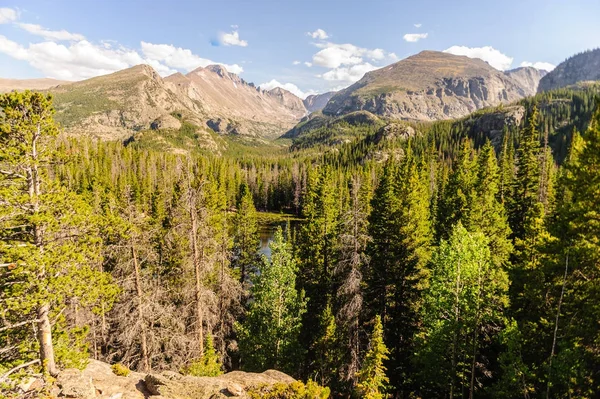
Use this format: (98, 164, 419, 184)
(205, 64, 231, 78)
(323, 50, 525, 121)
(504, 66, 548, 96)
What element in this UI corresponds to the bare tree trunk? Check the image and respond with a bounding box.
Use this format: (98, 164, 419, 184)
(132, 246, 150, 372)
(546, 254, 569, 399)
(37, 304, 57, 377)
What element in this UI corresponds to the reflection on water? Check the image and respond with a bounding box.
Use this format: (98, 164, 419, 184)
(258, 220, 297, 260)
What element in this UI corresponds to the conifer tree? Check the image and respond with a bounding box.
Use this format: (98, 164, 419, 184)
(471, 141, 512, 267)
(182, 333, 223, 377)
(334, 173, 370, 389)
(355, 316, 389, 399)
(232, 182, 260, 291)
(0, 91, 116, 378)
(436, 139, 477, 241)
(237, 227, 306, 375)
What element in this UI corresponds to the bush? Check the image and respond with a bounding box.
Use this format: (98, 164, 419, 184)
(247, 380, 330, 399)
(111, 363, 131, 377)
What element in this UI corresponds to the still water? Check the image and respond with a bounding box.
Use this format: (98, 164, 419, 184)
(257, 219, 298, 260)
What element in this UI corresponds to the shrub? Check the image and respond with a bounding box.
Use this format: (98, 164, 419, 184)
(111, 363, 131, 377)
(247, 380, 330, 399)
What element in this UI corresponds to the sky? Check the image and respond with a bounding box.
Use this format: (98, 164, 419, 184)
(0, 0, 599, 99)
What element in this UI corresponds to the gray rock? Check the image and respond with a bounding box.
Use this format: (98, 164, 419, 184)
(57, 369, 96, 398)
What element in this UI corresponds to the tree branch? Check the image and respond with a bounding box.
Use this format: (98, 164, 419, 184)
(0, 319, 40, 333)
(0, 359, 40, 382)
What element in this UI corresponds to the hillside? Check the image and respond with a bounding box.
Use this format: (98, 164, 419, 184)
(538, 48, 600, 92)
(0, 77, 67, 93)
(322, 50, 528, 121)
(303, 91, 336, 113)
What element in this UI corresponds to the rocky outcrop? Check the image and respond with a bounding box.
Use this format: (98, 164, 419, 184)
(24, 360, 297, 399)
(323, 51, 528, 122)
(303, 92, 336, 113)
(505, 67, 548, 96)
(466, 105, 525, 148)
(370, 123, 416, 145)
(538, 48, 600, 92)
(145, 369, 295, 399)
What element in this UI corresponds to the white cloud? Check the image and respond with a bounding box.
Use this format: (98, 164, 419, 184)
(520, 61, 556, 71)
(0, 7, 17, 24)
(312, 42, 393, 69)
(141, 41, 243, 74)
(403, 33, 428, 42)
(259, 79, 316, 99)
(444, 45, 514, 70)
(18, 23, 85, 41)
(0, 35, 175, 80)
(304, 61, 312, 67)
(292, 60, 301, 65)
(322, 63, 378, 82)
(309, 41, 395, 83)
(307, 29, 329, 40)
(414, 23, 422, 28)
(219, 30, 248, 47)
(0, 32, 245, 81)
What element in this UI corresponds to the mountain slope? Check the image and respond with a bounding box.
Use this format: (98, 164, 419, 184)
(303, 92, 336, 113)
(0, 78, 67, 93)
(323, 50, 527, 121)
(51, 65, 205, 142)
(504, 67, 547, 96)
(167, 65, 306, 139)
(39, 63, 308, 147)
(538, 48, 600, 92)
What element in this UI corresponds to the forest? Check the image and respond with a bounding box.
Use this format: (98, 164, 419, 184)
(1, 90, 600, 399)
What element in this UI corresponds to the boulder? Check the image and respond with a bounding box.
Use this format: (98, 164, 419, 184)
(57, 369, 96, 398)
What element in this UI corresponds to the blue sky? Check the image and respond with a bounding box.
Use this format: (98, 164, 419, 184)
(1, 0, 599, 98)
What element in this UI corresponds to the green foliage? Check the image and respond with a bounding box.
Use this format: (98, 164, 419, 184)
(415, 223, 509, 398)
(248, 380, 330, 399)
(355, 316, 389, 399)
(0, 91, 118, 377)
(111, 363, 131, 377)
(237, 227, 307, 375)
(182, 334, 223, 377)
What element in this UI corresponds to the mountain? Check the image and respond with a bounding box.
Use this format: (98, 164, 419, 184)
(303, 92, 336, 113)
(504, 67, 548, 96)
(0, 78, 67, 93)
(322, 50, 528, 121)
(50, 65, 207, 142)
(36, 64, 307, 149)
(165, 65, 306, 138)
(538, 48, 600, 92)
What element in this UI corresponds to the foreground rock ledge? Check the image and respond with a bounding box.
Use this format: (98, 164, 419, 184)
(52, 360, 295, 399)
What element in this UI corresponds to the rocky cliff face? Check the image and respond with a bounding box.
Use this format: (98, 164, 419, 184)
(323, 51, 528, 121)
(538, 48, 600, 92)
(268, 87, 308, 116)
(504, 67, 547, 96)
(303, 92, 336, 113)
